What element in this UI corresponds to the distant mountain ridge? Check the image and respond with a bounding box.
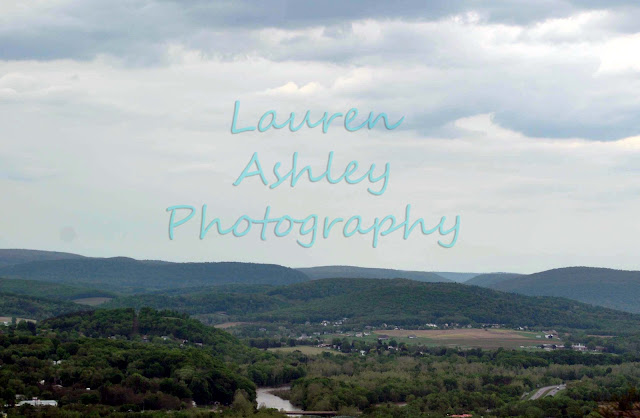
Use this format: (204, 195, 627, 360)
(296, 265, 453, 282)
(2, 250, 640, 314)
(476, 267, 640, 314)
(466, 273, 524, 287)
(0, 248, 85, 267)
(0, 256, 309, 293)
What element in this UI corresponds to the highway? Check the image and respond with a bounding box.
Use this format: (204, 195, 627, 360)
(530, 384, 566, 400)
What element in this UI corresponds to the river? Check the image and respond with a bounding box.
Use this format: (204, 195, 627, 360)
(256, 386, 302, 414)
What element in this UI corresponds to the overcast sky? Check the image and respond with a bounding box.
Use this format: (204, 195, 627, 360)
(2, 0, 640, 273)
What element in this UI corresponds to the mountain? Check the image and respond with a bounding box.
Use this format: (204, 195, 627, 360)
(297, 265, 451, 282)
(481, 267, 640, 314)
(0, 257, 310, 293)
(466, 273, 524, 287)
(431, 272, 480, 282)
(252, 278, 640, 333)
(0, 249, 85, 267)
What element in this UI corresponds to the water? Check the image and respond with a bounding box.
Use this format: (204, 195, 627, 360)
(256, 386, 302, 414)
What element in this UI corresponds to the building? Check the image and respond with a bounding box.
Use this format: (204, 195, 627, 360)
(17, 399, 58, 407)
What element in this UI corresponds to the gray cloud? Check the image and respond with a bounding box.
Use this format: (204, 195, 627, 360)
(2, 0, 640, 63)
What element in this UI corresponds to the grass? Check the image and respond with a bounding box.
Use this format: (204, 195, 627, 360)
(323, 328, 545, 350)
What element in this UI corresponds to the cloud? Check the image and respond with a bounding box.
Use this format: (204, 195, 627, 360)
(1, 1, 640, 271)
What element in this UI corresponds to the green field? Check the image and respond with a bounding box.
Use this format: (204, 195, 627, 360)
(324, 328, 546, 349)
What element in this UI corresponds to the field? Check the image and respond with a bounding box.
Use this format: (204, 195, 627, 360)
(213, 321, 256, 329)
(72, 297, 113, 306)
(0, 316, 36, 323)
(370, 328, 545, 349)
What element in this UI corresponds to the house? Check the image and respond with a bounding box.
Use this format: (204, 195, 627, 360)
(408, 335, 417, 339)
(378, 335, 389, 341)
(572, 343, 588, 352)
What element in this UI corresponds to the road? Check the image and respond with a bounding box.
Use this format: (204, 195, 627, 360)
(530, 384, 566, 400)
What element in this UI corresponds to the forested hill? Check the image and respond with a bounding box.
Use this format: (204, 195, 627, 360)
(253, 279, 640, 333)
(100, 278, 640, 335)
(42, 308, 248, 358)
(0, 257, 309, 292)
(2, 308, 258, 408)
(0, 292, 87, 320)
(478, 267, 640, 314)
(0, 249, 85, 267)
(296, 265, 451, 282)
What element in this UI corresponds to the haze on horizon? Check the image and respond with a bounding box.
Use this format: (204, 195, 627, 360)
(1, 0, 640, 274)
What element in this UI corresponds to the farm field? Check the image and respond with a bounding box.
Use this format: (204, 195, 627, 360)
(0, 316, 36, 323)
(370, 328, 545, 349)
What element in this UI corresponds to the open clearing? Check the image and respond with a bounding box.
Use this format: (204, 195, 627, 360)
(0, 316, 36, 323)
(374, 328, 542, 349)
(213, 322, 257, 329)
(73, 297, 113, 306)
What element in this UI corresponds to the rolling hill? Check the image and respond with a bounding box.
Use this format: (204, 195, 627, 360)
(99, 278, 640, 335)
(0, 257, 310, 292)
(251, 278, 640, 333)
(466, 273, 524, 287)
(296, 265, 451, 282)
(480, 267, 640, 314)
(0, 248, 85, 267)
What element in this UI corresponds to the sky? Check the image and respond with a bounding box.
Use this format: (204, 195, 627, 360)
(1, 0, 640, 273)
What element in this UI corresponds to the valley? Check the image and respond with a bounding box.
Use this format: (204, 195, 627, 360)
(1, 249, 640, 416)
